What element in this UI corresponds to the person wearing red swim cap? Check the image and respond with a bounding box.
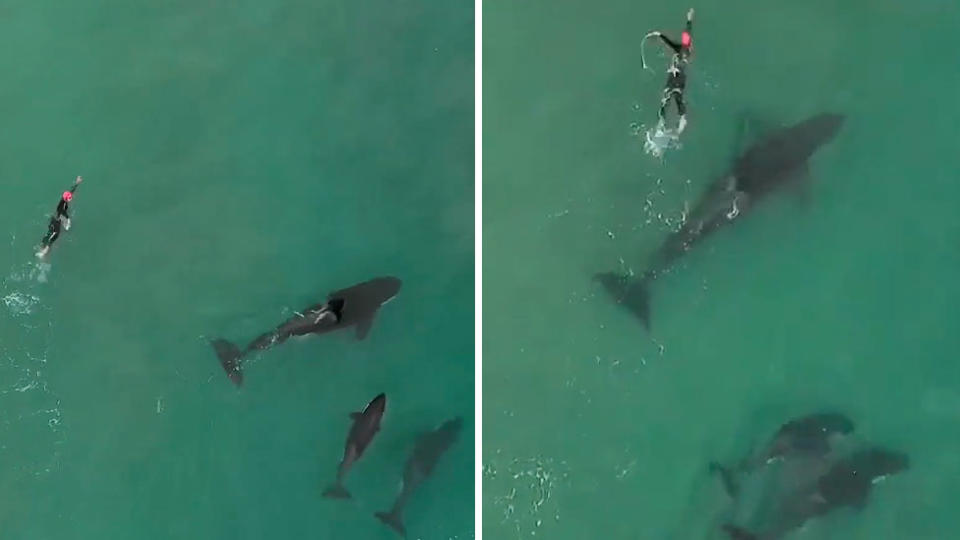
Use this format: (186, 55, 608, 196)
(650, 8, 695, 135)
(37, 176, 82, 258)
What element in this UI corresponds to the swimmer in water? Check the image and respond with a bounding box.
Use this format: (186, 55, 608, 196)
(37, 176, 82, 258)
(650, 8, 694, 134)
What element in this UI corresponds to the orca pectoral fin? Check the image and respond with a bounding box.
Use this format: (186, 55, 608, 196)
(594, 272, 652, 330)
(850, 488, 870, 511)
(741, 110, 781, 141)
(709, 461, 741, 498)
(355, 314, 375, 340)
(721, 524, 760, 540)
(788, 163, 813, 207)
(322, 484, 352, 499)
(729, 109, 779, 162)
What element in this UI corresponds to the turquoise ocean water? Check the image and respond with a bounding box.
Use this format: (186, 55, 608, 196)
(484, 0, 959, 538)
(0, 1, 473, 538)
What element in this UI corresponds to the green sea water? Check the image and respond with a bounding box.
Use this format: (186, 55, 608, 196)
(0, 1, 473, 539)
(484, 0, 959, 538)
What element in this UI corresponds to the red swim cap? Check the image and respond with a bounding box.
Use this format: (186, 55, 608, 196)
(62, 191, 72, 202)
(681, 31, 692, 47)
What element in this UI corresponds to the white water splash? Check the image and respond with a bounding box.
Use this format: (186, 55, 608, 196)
(8, 260, 52, 284)
(644, 122, 681, 158)
(32, 261, 51, 283)
(485, 454, 569, 537)
(0, 351, 65, 477)
(1, 253, 65, 478)
(3, 291, 40, 316)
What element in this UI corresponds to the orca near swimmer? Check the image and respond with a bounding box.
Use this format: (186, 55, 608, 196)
(210, 276, 401, 386)
(596, 113, 845, 329)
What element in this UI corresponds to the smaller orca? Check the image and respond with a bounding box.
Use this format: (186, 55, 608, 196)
(323, 393, 387, 499)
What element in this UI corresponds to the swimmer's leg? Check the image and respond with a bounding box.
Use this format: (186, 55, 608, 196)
(675, 92, 687, 134)
(36, 224, 59, 258)
(657, 90, 671, 127)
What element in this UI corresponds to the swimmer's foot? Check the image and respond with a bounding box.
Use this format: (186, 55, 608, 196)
(36, 246, 49, 259)
(677, 115, 688, 135)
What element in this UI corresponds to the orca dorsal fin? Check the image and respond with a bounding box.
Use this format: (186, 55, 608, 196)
(327, 297, 345, 317)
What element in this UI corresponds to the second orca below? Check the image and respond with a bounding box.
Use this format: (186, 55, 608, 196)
(210, 276, 401, 386)
(711, 412, 855, 497)
(721, 447, 909, 540)
(755, 413, 854, 466)
(375, 417, 463, 537)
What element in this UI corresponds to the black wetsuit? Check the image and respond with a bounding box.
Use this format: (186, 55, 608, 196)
(657, 19, 693, 121)
(41, 185, 78, 248)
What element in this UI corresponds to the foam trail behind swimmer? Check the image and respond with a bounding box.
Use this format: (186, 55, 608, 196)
(644, 123, 680, 158)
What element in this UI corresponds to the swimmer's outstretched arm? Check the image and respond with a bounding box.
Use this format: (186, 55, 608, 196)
(654, 9, 694, 53)
(69, 176, 82, 194)
(653, 31, 681, 53)
(60, 176, 82, 228)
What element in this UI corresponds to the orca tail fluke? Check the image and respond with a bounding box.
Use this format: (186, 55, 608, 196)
(721, 524, 760, 540)
(375, 510, 407, 537)
(709, 461, 741, 498)
(322, 484, 352, 499)
(593, 272, 652, 330)
(210, 339, 243, 386)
